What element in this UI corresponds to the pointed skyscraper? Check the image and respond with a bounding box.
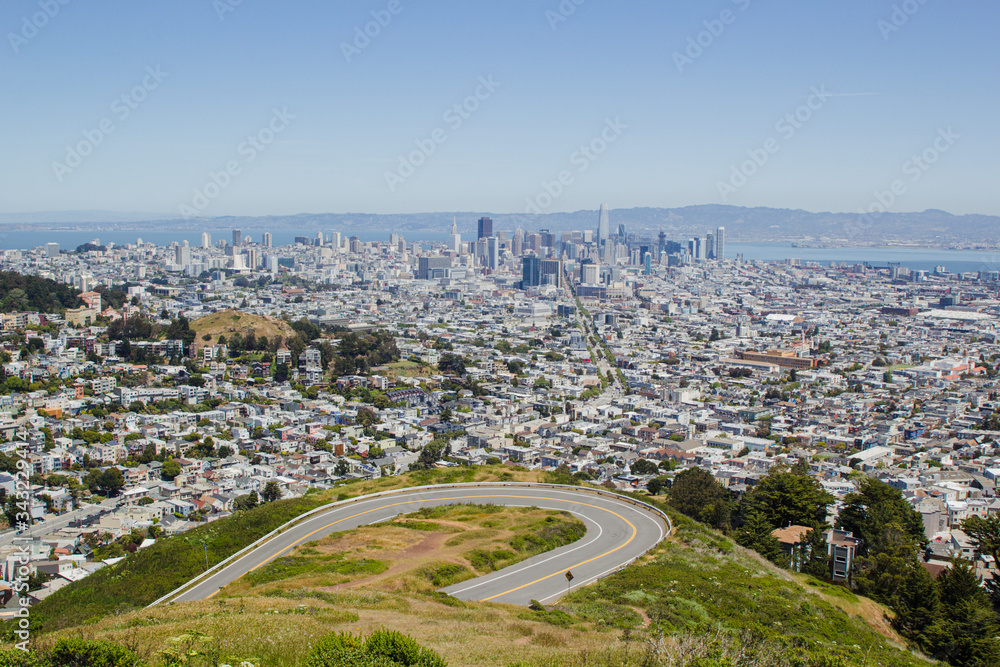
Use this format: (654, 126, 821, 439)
(450, 216, 462, 253)
(596, 203, 610, 261)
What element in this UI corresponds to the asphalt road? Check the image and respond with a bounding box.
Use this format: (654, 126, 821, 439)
(167, 485, 667, 606)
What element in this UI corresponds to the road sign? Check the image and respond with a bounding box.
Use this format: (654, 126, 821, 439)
(565, 570, 574, 582)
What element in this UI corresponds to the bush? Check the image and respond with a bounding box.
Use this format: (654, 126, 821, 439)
(305, 630, 446, 667)
(48, 638, 138, 667)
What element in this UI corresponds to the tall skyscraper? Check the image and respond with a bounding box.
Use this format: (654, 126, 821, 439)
(486, 236, 499, 270)
(715, 226, 726, 260)
(522, 256, 541, 287)
(262, 232, 272, 248)
(330, 232, 341, 251)
(596, 203, 610, 252)
(45, 242, 59, 258)
(232, 229, 242, 246)
(477, 216, 493, 240)
(706, 232, 715, 260)
(201, 232, 211, 249)
(450, 217, 461, 253)
(657, 230, 666, 264)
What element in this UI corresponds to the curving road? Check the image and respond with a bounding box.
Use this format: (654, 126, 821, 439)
(160, 484, 668, 607)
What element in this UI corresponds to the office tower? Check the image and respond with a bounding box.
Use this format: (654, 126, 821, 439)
(694, 237, 704, 260)
(540, 258, 563, 287)
(715, 226, 726, 260)
(522, 256, 541, 287)
(616, 223, 626, 241)
(175, 243, 191, 267)
(349, 236, 362, 253)
(657, 230, 666, 264)
(511, 233, 523, 257)
(485, 236, 499, 270)
(596, 203, 610, 253)
(417, 256, 451, 280)
(262, 232, 272, 248)
(397, 237, 406, 254)
(450, 217, 461, 253)
(316, 231, 324, 246)
(232, 229, 242, 246)
(330, 232, 341, 251)
(201, 232, 212, 249)
(245, 247, 261, 269)
(266, 255, 279, 272)
(581, 263, 599, 284)
(643, 252, 652, 275)
(706, 232, 715, 260)
(477, 216, 493, 240)
(45, 242, 59, 258)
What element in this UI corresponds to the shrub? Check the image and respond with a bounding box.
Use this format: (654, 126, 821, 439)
(48, 638, 138, 667)
(304, 630, 446, 667)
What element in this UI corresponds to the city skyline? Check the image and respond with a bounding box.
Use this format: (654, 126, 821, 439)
(1, 2, 997, 218)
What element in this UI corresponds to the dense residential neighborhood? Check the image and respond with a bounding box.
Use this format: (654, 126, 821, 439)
(0, 225, 999, 619)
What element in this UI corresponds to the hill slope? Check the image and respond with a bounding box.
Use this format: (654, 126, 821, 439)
(17, 470, 938, 667)
(190, 309, 296, 346)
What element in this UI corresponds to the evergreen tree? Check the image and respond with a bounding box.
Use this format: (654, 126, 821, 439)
(736, 512, 789, 568)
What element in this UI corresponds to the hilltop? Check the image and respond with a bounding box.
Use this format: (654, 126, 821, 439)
(190, 309, 296, 346)
(15, 468, 938, 667)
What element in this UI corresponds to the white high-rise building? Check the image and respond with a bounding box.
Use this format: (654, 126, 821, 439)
(330, 232, 341, 252)
(201, 232, 211, 249)
(45, 242, 59, 258)
(449, 217, 461, 253)
(715, 226, 726, 260)
(262, 232, 272, 248)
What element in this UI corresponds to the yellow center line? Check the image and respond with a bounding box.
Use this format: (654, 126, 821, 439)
(202, 494, 636, 601)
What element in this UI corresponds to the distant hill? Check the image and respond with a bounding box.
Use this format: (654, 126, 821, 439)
(0, 270, 81, 314)
(190, 310, 295, 346)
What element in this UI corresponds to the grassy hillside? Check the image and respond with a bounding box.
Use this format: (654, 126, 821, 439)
(190, 309, 296, 345)
(12, 473, 942, 666)
(23, 503, 939, 666)
(22, 466, 541, 634)
(0, 270, 82, 314)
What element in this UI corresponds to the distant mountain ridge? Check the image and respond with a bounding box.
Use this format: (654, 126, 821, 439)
(3, 206, 998, 244)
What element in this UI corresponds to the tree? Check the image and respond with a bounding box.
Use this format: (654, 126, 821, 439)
(630, 459, 658, 475)
(734, 511, 788, 567)
(439, 407, 453, 423)
(667, 467, 732, 530)
(356, 407, 378, 427)
(798, 527, 832, 579)
(438, 353, 466, 376)
(335, 459, 350, 476)
(738, 464, 834, 530)
(235, 492, 259, 511)
(962, 514, 1000, 608)
(646, 476, 671, 496)
(924, 559, 1000, 665)
(837, 476, 925, 556)
(161, 459, 181, 480)
(217, 445, 233, 458)
(262, 480, 282, 503)
(96, 468, 125, 497)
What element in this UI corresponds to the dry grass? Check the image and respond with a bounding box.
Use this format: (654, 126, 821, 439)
(219, 505, 584, 598)
(190, 309, 296, 346)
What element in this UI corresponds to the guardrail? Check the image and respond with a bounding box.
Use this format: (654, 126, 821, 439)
(147, 481, 671, 607)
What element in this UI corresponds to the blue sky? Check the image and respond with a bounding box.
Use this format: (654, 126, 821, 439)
(1, 0, 997, 218)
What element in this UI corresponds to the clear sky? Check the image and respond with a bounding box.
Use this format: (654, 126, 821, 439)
(1, 0, 997, 218)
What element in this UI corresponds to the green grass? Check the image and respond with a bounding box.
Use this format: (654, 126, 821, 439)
(246, 552, 387, 586)
(25, 493, 334, 633)
(557, 503, 933, 667)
